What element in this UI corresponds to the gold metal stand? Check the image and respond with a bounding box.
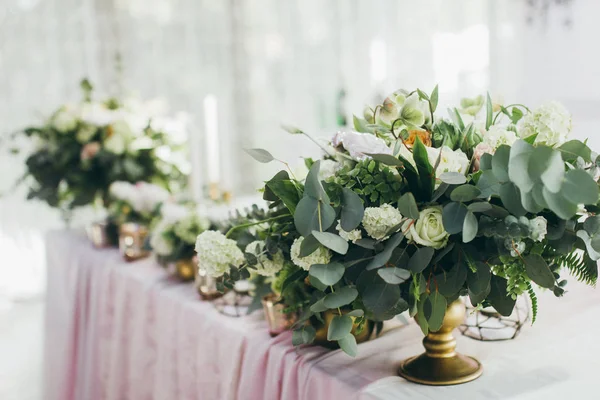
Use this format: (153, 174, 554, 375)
(398, 300, 483, 385)
(261, 294, 297, 337)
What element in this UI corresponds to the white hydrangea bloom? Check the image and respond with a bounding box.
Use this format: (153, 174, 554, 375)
(505, 239, 526, 257)
(195, 231, 244, 278)
(362, 204, 403, 240)
(519, 101, 572, 146)
(244, 240, 285, 277)
(290, 237, 332, 271)
(483, 125, 518, 150)
(52, 107, 78, 133)
(336, 220, 362, 243)
(529, 216, 548, 242)
(150, 220, 174, 256)
(105, 120, 136, 155)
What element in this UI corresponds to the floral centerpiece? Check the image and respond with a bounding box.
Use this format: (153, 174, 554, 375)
(194, 87, 599, 370)
(11, 79, 187, 214)
(108, 181, 171, 226)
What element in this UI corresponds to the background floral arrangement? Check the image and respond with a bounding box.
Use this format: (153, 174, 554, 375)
(195, 86, 599, 356)
(108, 181, 170, 226)
(11, 79, 187, 212)
(150, 202, 211, 265)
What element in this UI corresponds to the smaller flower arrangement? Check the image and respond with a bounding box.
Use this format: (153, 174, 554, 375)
(10, 79, 187, 213)
(108, 181, 170, 226)
(150, 203, 211, 265)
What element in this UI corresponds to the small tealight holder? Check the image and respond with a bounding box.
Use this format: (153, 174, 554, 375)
(261, 294, 297, 337)
(195, 268, 223, 300)
(175, 259, 196, 281)
(119, 222, 150, 262)
(88, 221, 116, 248)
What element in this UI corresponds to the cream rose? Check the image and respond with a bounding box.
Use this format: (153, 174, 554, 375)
(403, 206, 449, 249)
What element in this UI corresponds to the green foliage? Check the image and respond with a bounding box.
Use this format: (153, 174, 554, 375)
(556, 251, 598, 286)
(526, 282, 538, 324)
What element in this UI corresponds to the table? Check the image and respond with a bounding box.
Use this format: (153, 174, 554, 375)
(45, 230, 600, 400)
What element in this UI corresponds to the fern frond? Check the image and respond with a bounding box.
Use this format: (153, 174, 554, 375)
(526, 282, 538, 325)
(555, 251, 598, 287)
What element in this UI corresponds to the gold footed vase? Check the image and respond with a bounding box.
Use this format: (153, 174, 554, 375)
(167, 259, 196, 282)
(314, 310, 374, 348)
(261, 294, 298, 337)
(398, 299, 483, 385)
(119, 223, 150, 262)
(195, 269, 224, 300)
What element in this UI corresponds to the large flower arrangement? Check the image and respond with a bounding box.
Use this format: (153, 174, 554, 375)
(196, 87, 599, 356)
(150, 202, 211, 264)
(12, 79, 187, 211)
(108, 181, 170, 226)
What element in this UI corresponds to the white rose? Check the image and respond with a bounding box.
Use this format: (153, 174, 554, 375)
(397, 145, 469, 182)
(518, 101, 572, 146)
(529, 216, 547, 242)
(331, 131, 392, 161)
(80, 102, 120, 126)
(76, 125, 98, 143)
(403, 206, 449, 249)
(362, 204, 403, 240)
(290, 237, 332, 271)
(336, 220, 362, 243)
(244, 240, 285, 277)
(104, 120, 135, 155)
(52, 108, 78, 133)
(483, 125, 518, 150)
(195, 231, 244, 278)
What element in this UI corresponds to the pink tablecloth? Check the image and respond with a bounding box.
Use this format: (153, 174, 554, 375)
(44, 230, 408, 400)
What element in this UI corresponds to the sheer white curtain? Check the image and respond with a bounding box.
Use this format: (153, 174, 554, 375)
(2, 0, 590, 301)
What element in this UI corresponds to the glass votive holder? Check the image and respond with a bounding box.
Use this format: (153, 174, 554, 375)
(119, 222, 150, 262)
(195, 268, 223, 300)
(261, 294, 297, 337)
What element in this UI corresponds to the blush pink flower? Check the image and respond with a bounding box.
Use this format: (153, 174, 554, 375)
(80, 142, 101, 161)
(472, 142, 494, 172)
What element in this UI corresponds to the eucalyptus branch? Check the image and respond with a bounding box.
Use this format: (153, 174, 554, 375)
(225, 214, 290, 238)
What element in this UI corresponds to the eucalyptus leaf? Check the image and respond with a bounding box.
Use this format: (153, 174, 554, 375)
(323, 287, 358, 309)
(408, 247, 435, 273)
(416, 293, 429, 335)
(479, 153, 493, 171)
(487, 276, 516, 316)
(309, 298, 329, 313)
(309, 262, 345, 286)
(327, 315, 353, 341)
(377, 267, 411, 284)
(542, 187, 578, 220)
(312, 230, 349, 255)
(467, 262, 491, 295)
(338, 334, 358, 357)
(304, 160, 329, 201)
(397, 192, 420, 220)
(584, 216, 600, 236)
(365, 232, 404, 270)
(477, 170, 500, 198)
(523, 254, 555, 289)
(430, 85, 439, 112)
(340, 188, 364, 231)
(439, 172, 467, 185)
(451, 185, 481, 202)
(508, 139, 535, 193)
(346, 309, 364, 318)
(499, 182, 527, 217)
(462, 211, 478, 243)
(491, 145, 510, 182)
(244, 148, 275, 163)
(365, 153, 403, 166)
(436, 263, 468, 296)
(562, 169, 599, 205)
(427, 290, 447, 332)
(558, 140, 592, 163)
(299, 234, 320, 257)
(281, 124, 304, 134)
(292, 325, 316, 345)
(442, 202, 468, 234)
(467, 202, 492, 212)
(294, 197, 336, 237)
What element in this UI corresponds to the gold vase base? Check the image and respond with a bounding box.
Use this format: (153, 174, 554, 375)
(198, 292, 224, 301)
(398, 352, 483, 386)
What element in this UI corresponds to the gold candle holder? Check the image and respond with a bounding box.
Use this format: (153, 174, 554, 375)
(398, 299, 483, 385)
(119, 222, 150, 262)
(195, 268, 224, 300)
(313, 310, 374, 348)
(261, 294, 298, 337)
(175, 258, 196, 281)
(87, 221, 112, 248)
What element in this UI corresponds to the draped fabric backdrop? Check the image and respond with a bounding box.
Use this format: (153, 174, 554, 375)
(0, 0, 595, 301)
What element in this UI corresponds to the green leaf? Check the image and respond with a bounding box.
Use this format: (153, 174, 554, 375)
(377, 267, 411, 284)
(327, 315, 353, 341)
(304, 160, 330, 201)
(323, 287, 358, 309)
(310, 298, 329, 312)
(366, 232, 404, 270)
(311, 231, 349, 255)
(408, 247, 435, 273)
(292, 325, 316, 345)
(450, 108, 465, 131)
(299, 234, 320, 257)
(462, 211, 478, 243)
(338, 334, 358, 357)
(510, 107, 524, 124)
(430, 85, 439, 112)
(361, 276, 405, 319)
(468, 283, 490, 306)
(558, 140, 592, 163)
(584, 216, 600, 236)
(294, 197, 336, 237)
(562, 169, 599, 205)
(479, 153, 493, 171)
(244, 148, 275, 163)
(346, 309, 364, 318)
(413, 136, 435, 199)
(281, 268, 307, 293)
(467, 202, 492, 212)
(281, 124, 304, 134)
(450, 185, 481, 202)
(266, 176, 300, 213)
(508, 139, 535, 193)
(436, 263, 468, 296)
(467, 262, 491, 295)
(524, 254, 555, 289)
(530, 147, 565, 193)
(439, 172, 467, 185)
(397, 192, 420, 220)
(499, 182, 527, 217)
(340, 188, 364, 231)
(309, 262, 345, 286)
(542, 188, 578, 220)
(442, 202, 468, 234)
(491, 145, 510, 182)
(487, 276, 516, 316)
(364, 153, 403, 167)
(427, 290, 447, 332)
(353, 116, 371, 133)
(477, 170, 500, 198)
(485, 92, 493, 130)
(416, 293, 429, 335)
